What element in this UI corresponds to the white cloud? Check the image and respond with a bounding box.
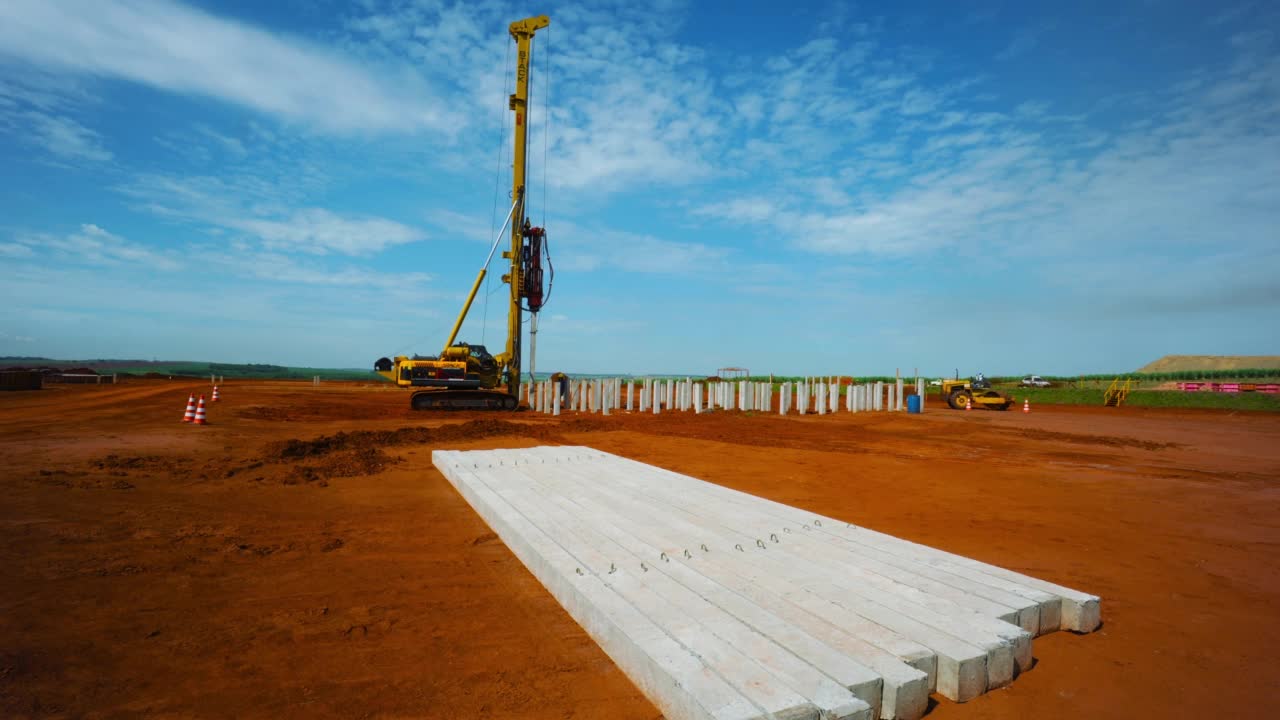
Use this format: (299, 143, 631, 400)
(22, 111, 112, 162)
(335, 1, 729, 192)
(16, 223, 184, 270)
(996, 26, 1045, 61)
(0, 242, 35, 258)
(193, 124, 247, 158)
(117, 173, 425, 255)
(0, 74, 110, 164)
(230, 209, 424, 256)
(901, 89, 940, 116)
(232, 252, 431, 289)
(0, 0, 457, 134)
(425, 208, 500, 244)
(696, 36, 1280, 273)
(552, 221, 730, 275)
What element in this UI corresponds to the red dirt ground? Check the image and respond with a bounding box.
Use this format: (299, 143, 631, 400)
(2, 380, 1278, 719)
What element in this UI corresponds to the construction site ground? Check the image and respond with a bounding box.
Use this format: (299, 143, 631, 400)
(2, 380, 1277, 719)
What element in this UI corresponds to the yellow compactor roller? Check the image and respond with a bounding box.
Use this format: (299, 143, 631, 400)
(940, 378, 1015, 410)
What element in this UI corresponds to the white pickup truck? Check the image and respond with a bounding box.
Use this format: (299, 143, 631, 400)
(1021, 375, 1051, 387)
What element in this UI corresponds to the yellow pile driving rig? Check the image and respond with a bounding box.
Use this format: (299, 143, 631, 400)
(374, 15, 552, 411)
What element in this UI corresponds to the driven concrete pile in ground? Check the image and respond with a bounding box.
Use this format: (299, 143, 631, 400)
(433, 447, 1101, 720)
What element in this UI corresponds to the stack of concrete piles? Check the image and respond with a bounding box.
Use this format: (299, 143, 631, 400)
(434, 447, 1101, 720)
(529, 377, 928, 417)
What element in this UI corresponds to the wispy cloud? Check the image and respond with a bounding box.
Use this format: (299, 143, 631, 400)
(230, 251, 431, 290)
(0, 242, 35, 258)
(0, 73, 110, 164)
(14, 223, 182, 270)
(553, 221, 731, 274)
(995, 25, 1047, 61)
(336, 1, 729, 193)
(696, 30, 1280, 279)
(232, 209, 425, 256)
(22, 111, 112, 162)
(0, 0, 457, 134)
(1209, 3, 1256, 26)
(117, 173, 425, 255)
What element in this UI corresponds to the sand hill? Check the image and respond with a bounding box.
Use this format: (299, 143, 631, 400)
(1138, 355, 1280, 373)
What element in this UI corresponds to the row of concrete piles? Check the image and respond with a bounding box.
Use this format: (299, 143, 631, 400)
(435, 447, 1103, 720)
(522, 376, 926, 416)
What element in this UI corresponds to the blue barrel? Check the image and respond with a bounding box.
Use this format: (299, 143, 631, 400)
(907, 394, 922, 414)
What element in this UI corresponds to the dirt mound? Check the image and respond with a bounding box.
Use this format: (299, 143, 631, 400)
(1139, 355, 1280, 372)
(237, 403, 405, 422)
(289, 447, 400, 485)
(268, 417, 606, 461)
(245, 418, 607, 486)
(91, 454, 186, 471)
(1009, 428, 1182, 451)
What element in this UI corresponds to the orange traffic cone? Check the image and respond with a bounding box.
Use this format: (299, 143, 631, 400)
(212, 385, 220, 402)
(193, 395, 207, 425)
(182, 394, 196, 422)
(1023, 398, 1030, 413)
(965, 396, 972, 411)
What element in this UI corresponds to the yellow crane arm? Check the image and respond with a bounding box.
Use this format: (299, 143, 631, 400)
(441, 193, 523, 353)
(501, 15, 549, 401)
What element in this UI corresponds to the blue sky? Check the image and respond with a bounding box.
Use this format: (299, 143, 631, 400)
(1, 0, 1276, 376)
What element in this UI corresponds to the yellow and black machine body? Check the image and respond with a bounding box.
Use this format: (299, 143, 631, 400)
(940, 378, 1015, 411)
(374, 15, 552, 411)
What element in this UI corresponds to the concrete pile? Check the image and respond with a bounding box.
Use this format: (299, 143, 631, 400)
(525, 377, 927, 416)
(433, 447, 1101, 720)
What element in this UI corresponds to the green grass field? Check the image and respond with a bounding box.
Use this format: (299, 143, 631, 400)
(1003, 386, 1280, 411)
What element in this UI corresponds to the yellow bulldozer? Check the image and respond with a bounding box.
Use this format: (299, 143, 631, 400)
(373, 16, 553, 411)
(940, 376, 1015, 411)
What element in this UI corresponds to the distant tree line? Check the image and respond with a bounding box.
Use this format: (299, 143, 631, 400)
(1030, 369, 1279, 382)
(208, 363, 290, 376)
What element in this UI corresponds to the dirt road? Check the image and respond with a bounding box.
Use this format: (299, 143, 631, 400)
(2, 380, 1278, 718)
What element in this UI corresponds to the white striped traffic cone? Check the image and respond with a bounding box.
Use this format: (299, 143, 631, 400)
(193, 395, 207, 425)
(965, 396, 972, 411)
(1023, 398, 1030, 413)
(182, 394, 196, 422)
(212, 385, 220, 402)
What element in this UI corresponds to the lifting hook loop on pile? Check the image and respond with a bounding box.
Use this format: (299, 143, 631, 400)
(814, 519, 823, 527)
(660, 552, 668, 562)
(640, 562, 648, 572)
(735, 543, 744, 552)
(770, 533, 779, 543)
(609, 563, 616, 574)
(700, 543, 709, 552)
(683, 549, 692, 559)
(756, 539, 766, 549)
(575, 567, 583, 576)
